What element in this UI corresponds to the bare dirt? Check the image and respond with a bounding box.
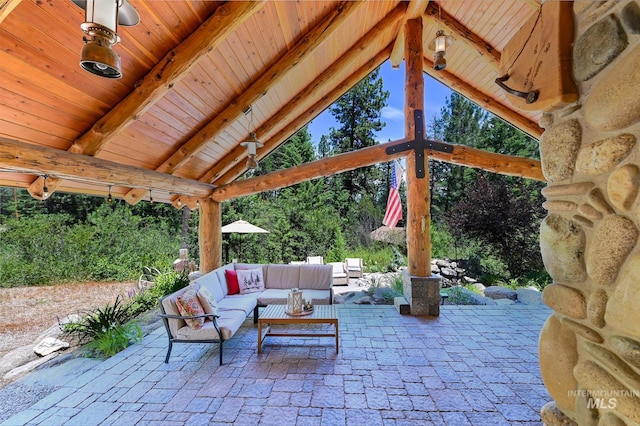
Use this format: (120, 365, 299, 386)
(0, 281, 138, 361)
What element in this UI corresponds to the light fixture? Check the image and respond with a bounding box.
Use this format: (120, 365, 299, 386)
(107, 185, 113, 203)
(240, 106, 263, 171)
(427, 2, 454, 71)
(42, 175, 49, 199)
(72, 0, 140, 79)
(149, 189, 154, 204)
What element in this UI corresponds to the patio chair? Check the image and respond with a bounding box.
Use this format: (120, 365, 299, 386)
(306, 256, 324, 264)
(344, 257, 363, 279)
(328, 262, 348, 286)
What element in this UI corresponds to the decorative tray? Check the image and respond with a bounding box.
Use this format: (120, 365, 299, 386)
(285, 307, 314, 316)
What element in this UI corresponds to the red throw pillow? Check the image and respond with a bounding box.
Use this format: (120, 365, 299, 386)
(225, 269, 240, 295)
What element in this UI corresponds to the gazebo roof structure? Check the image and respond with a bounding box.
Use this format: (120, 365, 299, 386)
(0, 0, 544, 204)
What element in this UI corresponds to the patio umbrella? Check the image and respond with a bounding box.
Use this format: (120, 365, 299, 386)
(221, 220, 269, 261)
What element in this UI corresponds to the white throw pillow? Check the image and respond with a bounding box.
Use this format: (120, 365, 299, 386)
(197, 286, 219, 316)
(236, 268, 265, 294)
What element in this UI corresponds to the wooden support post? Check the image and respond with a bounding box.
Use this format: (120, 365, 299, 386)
(404, 18, 431, 276)
(198, 198, 221, 274)
(404, 17, 441, 316)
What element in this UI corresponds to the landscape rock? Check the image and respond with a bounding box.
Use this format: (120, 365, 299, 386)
(517, 287, 543, 305)
(540, 119, 581, 182)
(353, 296, 374, 305)
(540, 214, 587, 284)
(576, 134, 636, 175)
(608, 164, 639, 211)
(587, 214, 638, 286)
(494, 298, 515, 305)
(573, 14, 627, 82)
(484, 286, 517, 300)
(33, 338, 69, 357)
(585, 44, 640, 131)
(539, 314, 578, 412)
(542, 284, 587, 319)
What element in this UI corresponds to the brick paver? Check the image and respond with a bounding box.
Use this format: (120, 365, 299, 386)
(1, 305, 551, 425)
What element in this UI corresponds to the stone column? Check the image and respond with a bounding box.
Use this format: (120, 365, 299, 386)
(402, 271, 441, 316)
(538, 2, 640, 425)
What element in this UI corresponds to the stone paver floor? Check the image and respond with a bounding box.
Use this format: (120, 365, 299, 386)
(1, 305, 552, 426)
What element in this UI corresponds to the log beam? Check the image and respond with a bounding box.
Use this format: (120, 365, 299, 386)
(125, 0, 363, 205)
(389, 0, 429, 68)
(0, 0, 21, 24)
(211, 138, 543, 202)
(423, 57, 543, 139)
(424, 2, 501, 67)
(0, 137, 214, 199)
(198, 198, 221, 274)
(27, 1, 263, 201)
(206, 4, 407, 185)
(404, 18, 431, 278)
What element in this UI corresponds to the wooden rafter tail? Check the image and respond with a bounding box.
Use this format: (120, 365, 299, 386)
(0, 137, 214, 198)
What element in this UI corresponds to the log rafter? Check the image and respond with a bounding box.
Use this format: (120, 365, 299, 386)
(424, 2, 501, 67)
(201, 4, 407, 186)
(423, 57, 543, 139)
(26, 1, 264, 199)
(123, 0, 364, 205)
(389, 0, 429, 68)
(212, 137, 544, 203)
(0, 137, 214, 198)
(0, 0, 21, 24)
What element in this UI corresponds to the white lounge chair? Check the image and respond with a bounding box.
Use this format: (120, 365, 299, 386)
(306, 256, 324, 264)
(328, 262, 348, 286)
(344, 258, 363, 279)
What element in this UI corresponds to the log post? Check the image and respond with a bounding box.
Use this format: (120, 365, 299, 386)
(198, 198, 221, 274)
(403, 17, 441, 316)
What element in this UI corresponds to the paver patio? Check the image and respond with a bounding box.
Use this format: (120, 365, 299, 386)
(1, 304, 552, 426)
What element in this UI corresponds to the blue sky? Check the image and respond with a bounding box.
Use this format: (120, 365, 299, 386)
(307, 60, 453, 145)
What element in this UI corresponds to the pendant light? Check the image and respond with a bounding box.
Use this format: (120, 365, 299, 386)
(240, 106, 263, 171)
(72, 0, 140, 79)
(428, 2, 454, 71)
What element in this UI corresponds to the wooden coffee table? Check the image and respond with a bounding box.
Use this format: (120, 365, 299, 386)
(257, 304, 339, 354)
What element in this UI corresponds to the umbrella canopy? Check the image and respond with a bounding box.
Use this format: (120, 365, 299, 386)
(221, 220, 269, 234)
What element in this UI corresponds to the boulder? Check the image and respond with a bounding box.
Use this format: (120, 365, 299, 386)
(33, 337, 70, 357)
(517, 287, 543, 305)
(484, 286, 517, 300)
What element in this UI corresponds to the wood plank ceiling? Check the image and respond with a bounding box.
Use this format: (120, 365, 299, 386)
(0, 0, 541, 206)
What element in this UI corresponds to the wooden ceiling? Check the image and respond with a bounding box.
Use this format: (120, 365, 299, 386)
(0, 0, 542, 206)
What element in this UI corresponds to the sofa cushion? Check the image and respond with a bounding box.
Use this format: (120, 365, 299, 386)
(161, 286, 193, 337)
(265, 264, 300, 289)
(176, 288, 206, 330)
(225, 269, 240, 295)
(218, 293, 258, 317)
(197, 286, 219, 316)
(237, 268, 265, 294)
(175, 309, 246, 341)
(215, 264, 235, 296)
(193, 271, 225, 302)
(257, 289, 331, 306)
(299, 264, 332, 290)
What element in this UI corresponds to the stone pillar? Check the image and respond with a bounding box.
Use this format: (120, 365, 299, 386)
(402, 270, 441, 316)
(538, 2, 640, 425)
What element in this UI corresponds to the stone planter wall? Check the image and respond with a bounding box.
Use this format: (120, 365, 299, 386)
(538, 2, 640, 425)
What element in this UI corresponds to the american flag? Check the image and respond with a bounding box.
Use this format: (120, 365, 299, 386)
(382, 160, 403, 228)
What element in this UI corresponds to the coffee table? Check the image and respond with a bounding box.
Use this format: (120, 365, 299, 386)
(257, 304, 339, 354)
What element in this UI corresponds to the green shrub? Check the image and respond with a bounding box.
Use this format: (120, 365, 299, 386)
(444, 286, 475, 305)
(84, 322, 142, 358)
(61, 295, 136, 345)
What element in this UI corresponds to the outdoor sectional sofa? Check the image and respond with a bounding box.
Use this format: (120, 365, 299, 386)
(159, 262, 333, 363)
